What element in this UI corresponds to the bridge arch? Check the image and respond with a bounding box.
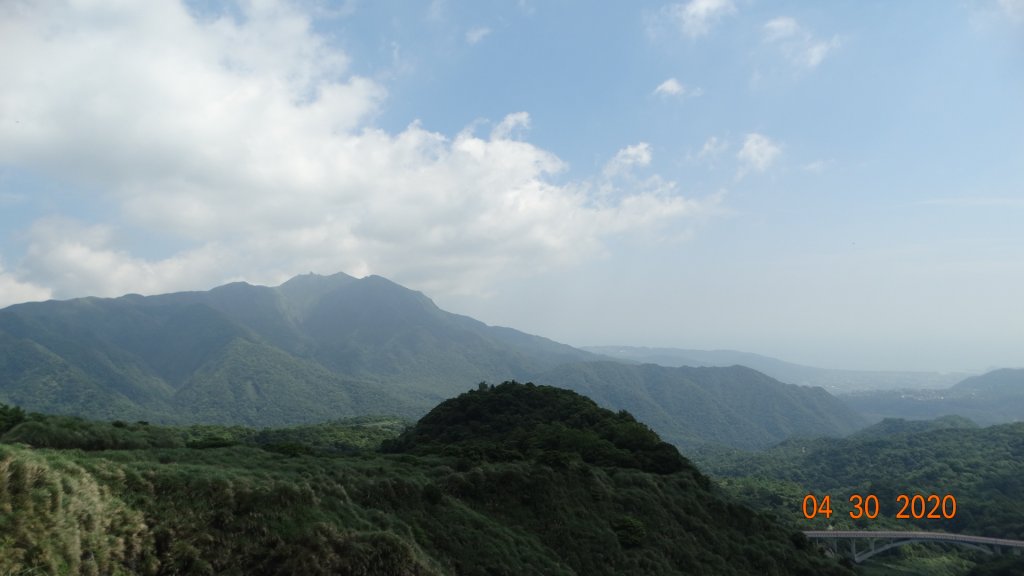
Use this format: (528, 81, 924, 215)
(804, 530, 1024, 565)
(854, 538, 991, 563)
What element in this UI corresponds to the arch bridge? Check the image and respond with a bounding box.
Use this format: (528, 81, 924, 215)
(803, 530, 1024, 564)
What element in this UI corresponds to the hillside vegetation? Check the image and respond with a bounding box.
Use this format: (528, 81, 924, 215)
(0, 385, 853, 576)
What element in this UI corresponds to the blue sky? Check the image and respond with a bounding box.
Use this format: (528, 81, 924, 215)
(1, 0, 1021, 371)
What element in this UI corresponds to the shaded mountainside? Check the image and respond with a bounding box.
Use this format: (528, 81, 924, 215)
(532, 362, 865, 449)
(841, 368, 1024, 426)
(0, 386, 853, 576)
(585, 345, 969, 393)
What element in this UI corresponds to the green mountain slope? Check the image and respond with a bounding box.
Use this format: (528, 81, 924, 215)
(0, 273, 598, 420)
(0, 386, 854, 576)
(0, 329, 152, 420)
(532, 362, 865, 449)
(169, 337, 418, 425)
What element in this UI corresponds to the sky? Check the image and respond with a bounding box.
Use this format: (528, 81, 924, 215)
(1, 0, 1022, 372)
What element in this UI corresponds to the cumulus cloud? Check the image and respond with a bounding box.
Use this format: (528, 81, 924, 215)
(465, 26, 491, 45)
(653, 77, 702, 98)
(490, 111, 531, 140)
(736, 133, 781, 176)
(0, 261, 52, 308)
(763, 17, 840, 69)
(666, 0, 736, 39)
(20, 218, 231, 300)
(0, 0, 715, 301)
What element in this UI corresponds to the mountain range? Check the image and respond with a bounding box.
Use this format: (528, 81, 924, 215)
(841, 368, 1024, 425)
(584, 345, 970, 392)
(0, 272, 863, 449)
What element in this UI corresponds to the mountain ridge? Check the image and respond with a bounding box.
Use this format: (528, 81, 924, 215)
(1, 272, 865, 449)
(584, 345, 971, 392)
(842, 367, 1024, 425)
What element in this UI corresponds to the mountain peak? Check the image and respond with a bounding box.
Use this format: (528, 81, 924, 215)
(275, 271, 358, 317)
(277, 271, 356, 289)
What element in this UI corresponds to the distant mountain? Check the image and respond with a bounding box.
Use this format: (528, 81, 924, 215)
(531, 361, 865, 449)
(849, 414, 978, 440)
(952, 368, 1024, 396)
(584, 345, 970, 392)
(1, 272, 864, 449)
(842, 368, 1024, 425)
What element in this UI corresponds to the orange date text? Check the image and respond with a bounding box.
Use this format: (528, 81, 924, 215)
(801, 493, 957, 520)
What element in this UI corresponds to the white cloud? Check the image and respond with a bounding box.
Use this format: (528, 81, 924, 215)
(999, 0, 1024, 21)
(736, 133, 781, 176)
(763, 17, 840, 69)
(653, 77, 701, 98)
(0, 261, 52, 308)
(465, 26, 491, 45)
(697, 136, 728, 161)
(0, 0, 716, 301)
(654, 78, 684, 96)
(603, 143, 653, 179)
(490, 111, 531, 140)
(802, 160, 830, 173)
(428, 0, 445, 22)
(666, 0, 736, 39)
(763, 16, 800, 42)
(696, 136, 729, 166)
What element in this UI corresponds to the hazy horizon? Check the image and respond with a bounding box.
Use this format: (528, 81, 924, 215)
(2, 1, 1021, 373)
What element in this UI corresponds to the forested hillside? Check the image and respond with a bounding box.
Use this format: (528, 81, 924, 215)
(0, 386, 853, 575)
